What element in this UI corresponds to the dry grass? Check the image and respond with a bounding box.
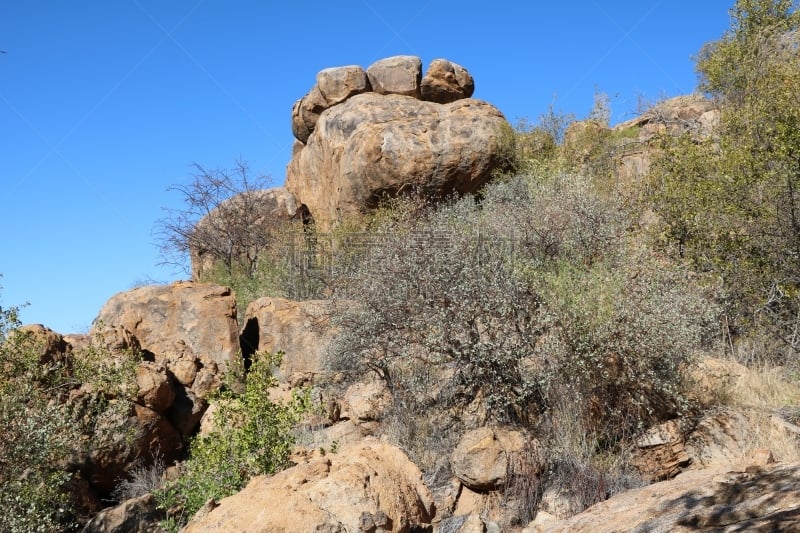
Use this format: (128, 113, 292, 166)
(690, 351, 800, 463)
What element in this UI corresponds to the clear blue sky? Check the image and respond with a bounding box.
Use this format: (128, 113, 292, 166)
(1, 1, 734, 333)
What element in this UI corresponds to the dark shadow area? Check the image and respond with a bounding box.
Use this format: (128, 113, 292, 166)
(239, 317, 259, 372)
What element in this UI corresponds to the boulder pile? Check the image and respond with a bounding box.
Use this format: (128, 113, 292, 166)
(286, 55, 509, 231)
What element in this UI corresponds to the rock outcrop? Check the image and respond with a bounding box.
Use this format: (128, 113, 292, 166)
(182, 438, 435, 532)
(69, 281, 243, 496)
(287, 55, 507, 231)
(92, 281, 239, 373)
(612, 94, 719, 181)
(241, 297, 334, 386)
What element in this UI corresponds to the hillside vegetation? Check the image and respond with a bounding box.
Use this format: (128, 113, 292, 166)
(3, 0, 800, 531)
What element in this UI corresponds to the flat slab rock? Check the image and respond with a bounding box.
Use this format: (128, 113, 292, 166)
(531, 461, 800, 532)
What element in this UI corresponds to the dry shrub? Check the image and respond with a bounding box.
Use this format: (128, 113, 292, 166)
(501, 441, 545, 526)
(537, 398, 645, 519)
(111, 455, 167, 502)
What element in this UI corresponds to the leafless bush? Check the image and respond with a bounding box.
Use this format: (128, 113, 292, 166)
(155, 160, 290, 277)
(111, 455, 167, 502)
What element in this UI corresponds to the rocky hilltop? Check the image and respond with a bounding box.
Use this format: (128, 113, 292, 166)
(7, 54, 800, 533)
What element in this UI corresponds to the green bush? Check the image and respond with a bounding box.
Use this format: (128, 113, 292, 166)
(0, 303, 79, 532)
(327, 195, 541, 426)
(155, 351, 309, 530)
(0, 290, 142, 532)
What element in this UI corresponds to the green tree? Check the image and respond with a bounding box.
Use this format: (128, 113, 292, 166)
(649, 0, 800, 357)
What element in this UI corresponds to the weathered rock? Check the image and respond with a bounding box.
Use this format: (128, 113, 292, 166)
(612, 94, 719, 182)
(451, 427, 537, 491)
(291, 66, 373, 144)
(169, 357, 198, 386)
(15, 323, 71, 365)
(131, 403, 182, 465)
(135, 362, 175, 413)
(421, 58, 475, 104)
(286, 93, 508, 231)
(192, 359, 222, 399)
(317, 65, 371, 107)
(81, 493, 164, 533)
(291, 85, 329, 144)
(340, 378, 391, 422)
(453, 484, 486, 517)
(366, 55, 422, 97)
(534, 461, 800, 532)
(241, 297, 335, 385)
(685, 407, 759, 468)
(92, 281, 239, 373)
(190, 187, 301, 280)
(630, 419, 691, 480)
(183, 438, 435, 532)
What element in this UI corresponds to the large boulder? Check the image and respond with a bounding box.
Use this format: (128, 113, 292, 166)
(241, 297, 335, 385)
(366, 55, 422, 97)
(420, 58, 475, 104)
(183, 438, 435, 532)
(292, 66, 372, 144)
(451, 427, 541, 492)
(531, 461, 800, 532)
(286, 56, 504, 230)
(286, 92, 508, 231)
(92, 281, 239, 373)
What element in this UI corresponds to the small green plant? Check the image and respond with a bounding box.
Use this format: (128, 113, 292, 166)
(155, 351, 310, 530)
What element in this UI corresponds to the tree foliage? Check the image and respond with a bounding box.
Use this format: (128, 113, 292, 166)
(327, 173, 715, 449)
(649, 0, 800, 357)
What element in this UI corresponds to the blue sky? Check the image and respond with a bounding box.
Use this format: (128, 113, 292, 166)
(1, 1, 734, 333)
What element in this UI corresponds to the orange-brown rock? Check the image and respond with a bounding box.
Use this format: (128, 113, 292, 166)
(241, 297, 335, 385)
(366, 55, 422, 97)
(630, 419, 690, 480)
(451, 427, 540, 492)
(420, 58, 475, 104)
(286, 93, 508, 231)
(183, 438, 435, 532)
(92, 281, 239, 373)
(15, 323, 72, 365)
(134, 362, 175, 413)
